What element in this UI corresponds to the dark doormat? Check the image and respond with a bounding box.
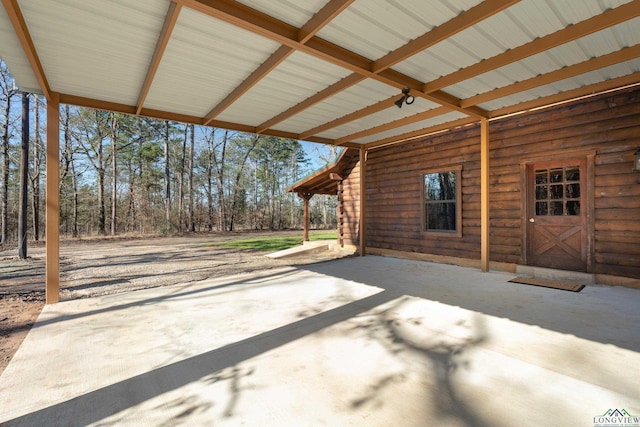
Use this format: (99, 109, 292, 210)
(508, 276, 585, 292)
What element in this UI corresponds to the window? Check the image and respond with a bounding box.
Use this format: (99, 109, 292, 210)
(534, 166, 580, 216)
(423, 167, 461, 236)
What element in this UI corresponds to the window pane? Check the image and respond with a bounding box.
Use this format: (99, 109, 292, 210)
(425, 172, 456, 201)
(536, 202, 548, 215)
(550, 184, 563, 200)
(535, 170, 548, 184)
(426, 202, 456, 231)
(550, 201, 563, 215)
(535, 185, 547, 200)
(566, 183, 580, 198)
(550, 168, 563, 183)
(565, 167, 579, 181)
(566, 201, 580, 215)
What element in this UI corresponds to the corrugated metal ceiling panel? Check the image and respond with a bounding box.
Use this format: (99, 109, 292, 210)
(445, 18, 640, 102)
(21, 0, 166, 105)
(236, 0, 329, 28)
(353, 111, 468, 145)
(478, 58, 640, 111)
(145, 7, 280, 117)
(273, 79, 403, 135)
(0, 6, 40, 93)
(316, 0, 482, 61)
(218, 51, 352, 126)
(317, 98, 442, 141)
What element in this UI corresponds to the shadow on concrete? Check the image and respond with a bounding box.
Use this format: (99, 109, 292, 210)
(3, 291, 396, 426)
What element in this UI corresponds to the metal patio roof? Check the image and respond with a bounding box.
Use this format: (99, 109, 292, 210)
(2, 0, 639, 149)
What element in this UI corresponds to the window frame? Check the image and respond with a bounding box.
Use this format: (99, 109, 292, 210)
(422, 165, 463, 238)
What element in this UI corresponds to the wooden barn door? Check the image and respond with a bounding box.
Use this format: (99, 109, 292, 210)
(526, 159, 587, 271)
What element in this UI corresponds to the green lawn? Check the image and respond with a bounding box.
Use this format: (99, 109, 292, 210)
(213, 230, 337, 252)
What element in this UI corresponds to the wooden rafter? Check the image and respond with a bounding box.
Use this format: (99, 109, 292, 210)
(371, 0, 521, 73)
(2, 0, 50, 99)
(257, 74, 365, 133)
(461, 44, 640, 109)
(181, 0, 488, 120)
(335, 106, 449, 145)
(250, 0, 516, 136)
(366, 117, 478, 149)
(136, 1, 182, 115)
(299, 96, 397, 140)
(202, 0, 354, 125)
(488, 72, 640, 119)
(423, 0, 640, 94)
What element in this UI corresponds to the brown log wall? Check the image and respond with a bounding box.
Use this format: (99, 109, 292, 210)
(342, 86, 640, 279)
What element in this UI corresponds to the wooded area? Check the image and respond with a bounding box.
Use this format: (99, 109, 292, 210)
(0, 61, 338, 248)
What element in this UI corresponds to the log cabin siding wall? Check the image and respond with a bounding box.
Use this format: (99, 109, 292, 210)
(346, 86, 640, 279)
(339, 155, 361, 247)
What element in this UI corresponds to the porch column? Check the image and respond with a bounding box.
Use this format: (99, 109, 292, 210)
(359, 147, 366, 256)
(46, 92, 60, 303)
(299, 191, 313, 242)
(480, 118, 490, 272)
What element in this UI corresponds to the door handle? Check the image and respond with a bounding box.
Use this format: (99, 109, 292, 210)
(528, 218, 535, 223)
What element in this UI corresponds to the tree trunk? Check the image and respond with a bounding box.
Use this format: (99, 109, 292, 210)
(177, 124, 187, 232)
(215, 130, 228, 231)
(110, 113, 118, 235)
(18, 93, 29, 258)
(30, 95, 41, 241)
(1, 86, 12, 245)
(188, 124, 195, 232)
(229, 135, 260, 232)
(164, 120, 171, 229)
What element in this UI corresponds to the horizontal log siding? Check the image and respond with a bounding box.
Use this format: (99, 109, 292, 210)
(352, 86, 640, 278)
(365, 125, 482, 259)
(339, 155, 361, 247)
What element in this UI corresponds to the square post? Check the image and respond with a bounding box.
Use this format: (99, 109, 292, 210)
(359, 147, 366, 256)
(46, 93, 60, 303)
(480, 118, 490, 272)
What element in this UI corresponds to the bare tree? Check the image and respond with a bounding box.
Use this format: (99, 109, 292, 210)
(0, 63, 17, 245)
(17, 93, 29, 258)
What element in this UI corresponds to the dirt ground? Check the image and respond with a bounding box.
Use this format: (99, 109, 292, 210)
(0, 231, 347, 376)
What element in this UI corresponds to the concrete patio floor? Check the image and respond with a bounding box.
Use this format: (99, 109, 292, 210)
(1, 256, 639, 426)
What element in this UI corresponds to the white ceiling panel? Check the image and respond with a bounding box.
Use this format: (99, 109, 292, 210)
(317, 0, 482, 61)
(0, 5, 40, 92)
(218, 51, 352, 126)
(274, 80, 404, 135)
(21, 0, 167, 105)
(236, 0, 329, 28)
(145, 7, 280, 117)
(353, 111, 468, 145)
(478, 58, 640, 111)
(318, 98, 441, 141)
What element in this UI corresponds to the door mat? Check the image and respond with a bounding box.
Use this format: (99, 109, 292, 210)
(508, 277, 585, 292)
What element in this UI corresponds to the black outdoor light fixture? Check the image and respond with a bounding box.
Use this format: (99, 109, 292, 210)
(395, 88, 415, 108)
(634, 148, 640, 171)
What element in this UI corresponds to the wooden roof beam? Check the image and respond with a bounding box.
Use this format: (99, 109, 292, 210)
(488, 72, 640, 119)
(182, 0, 488, 122)
(372, 0, 521, 73)
(335, 106, 450, 145)
(423, 0, 640, 94)
(259, 0, 511, 132)
(299, 96, 397, 140)
(461, 44, 640, 108)
(136, 1, 182, 115)
(2, 0, 50, 99)
(202, 0, 354, 125)
(365, 117, 478, 149)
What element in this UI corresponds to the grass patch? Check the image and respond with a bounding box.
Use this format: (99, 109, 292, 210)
(214, 230, 336, 252)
